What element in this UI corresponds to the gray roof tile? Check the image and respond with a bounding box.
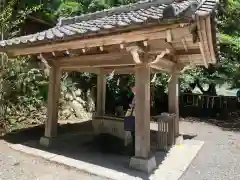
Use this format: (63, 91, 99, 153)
(52, 28, 64, 38)
(0, 0, 217, 49)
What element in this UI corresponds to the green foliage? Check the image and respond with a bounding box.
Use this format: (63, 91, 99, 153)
(0, 0, 46, 131)
(0, 56, 47, 131)
(1, 58, 47, 106)
(180, 0, 240, 93)
(0, 0, 42, 38)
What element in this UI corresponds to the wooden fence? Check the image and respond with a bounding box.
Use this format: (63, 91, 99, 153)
(152, 114, 176, 151)
(180, 93, 239, 118)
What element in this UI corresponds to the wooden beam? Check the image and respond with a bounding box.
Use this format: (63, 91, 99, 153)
(135, 64, 151, 158)
(62, 66, 138, 74)
(58, 64, 161, 74)
(178, 54, 203, 64)
(53, 52, 128, 64)
(150, 64, 171, 73)
(8, 25, 190, 56)
(59, 57, 134, 67)
(104, 66, 159, 74)
(104, 68, 134, 74)
(103, 65, 135, 74)
(55, 48, 201, 66)
(61, 67, 101, 74)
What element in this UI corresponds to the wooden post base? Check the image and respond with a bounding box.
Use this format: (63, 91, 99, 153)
(129, 155, 157, 174)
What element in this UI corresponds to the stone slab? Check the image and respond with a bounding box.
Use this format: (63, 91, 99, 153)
(149, 139, 204, 180)
(8, 139, 204, 180)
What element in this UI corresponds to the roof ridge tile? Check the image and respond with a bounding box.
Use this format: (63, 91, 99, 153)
(57, 0, 175, 26)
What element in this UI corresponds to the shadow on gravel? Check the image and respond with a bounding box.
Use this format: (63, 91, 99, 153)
(2, 119, 202, 180)
(2, 120, 178, 180)
(182, 134, 197, 140)
(181, 117, 240, 132)
(2, 120, 93, 144)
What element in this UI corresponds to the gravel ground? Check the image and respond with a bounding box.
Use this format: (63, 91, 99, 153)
(0, 140, 106, 180)
(179, 121, 240, 180)
(0, 121, 240, 180)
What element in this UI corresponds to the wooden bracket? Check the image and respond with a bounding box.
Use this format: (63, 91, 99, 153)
(38, 53, 51, 68)
(180, 64, 196, 73)
(168, 64, 182, 82)
(126, 46, 143, 64)
(150, 49, 171, 64)
(166, 29, 173, 42)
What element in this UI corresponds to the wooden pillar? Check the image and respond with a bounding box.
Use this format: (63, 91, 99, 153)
(44, 65, 61, 138)
(168, 72, 180, 136)
(96, 72, 106, 116)
(135, 64, 151, 158)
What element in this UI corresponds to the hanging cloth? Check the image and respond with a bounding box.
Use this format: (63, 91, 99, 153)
(124, 97, 135, 131)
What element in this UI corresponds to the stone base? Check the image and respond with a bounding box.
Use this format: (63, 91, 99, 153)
(129, 155, 157, 173)
(40, 136, 56, 147)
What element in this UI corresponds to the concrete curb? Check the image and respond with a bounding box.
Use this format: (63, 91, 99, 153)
(8, 144, 139, 180)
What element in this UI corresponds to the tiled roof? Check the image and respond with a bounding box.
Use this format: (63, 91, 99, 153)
(0, 0, 217, 48)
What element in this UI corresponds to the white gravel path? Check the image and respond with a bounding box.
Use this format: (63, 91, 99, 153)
(0, 121, 240, 180)
(0, 140, 106, 180)
(179, 121, 240, 180)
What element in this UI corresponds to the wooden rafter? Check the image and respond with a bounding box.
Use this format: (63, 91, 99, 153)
(196, 15, 210, 68)
(61, 65, 159, 75)
(149, 48, 201, 56)
(205, 16, 216, 63)
(7, 25, 190, 57)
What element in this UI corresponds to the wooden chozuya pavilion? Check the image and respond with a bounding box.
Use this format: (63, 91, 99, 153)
(0, 0, 218, 173)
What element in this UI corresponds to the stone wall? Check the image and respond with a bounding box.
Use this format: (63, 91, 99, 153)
(59, 88, 95, 121)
